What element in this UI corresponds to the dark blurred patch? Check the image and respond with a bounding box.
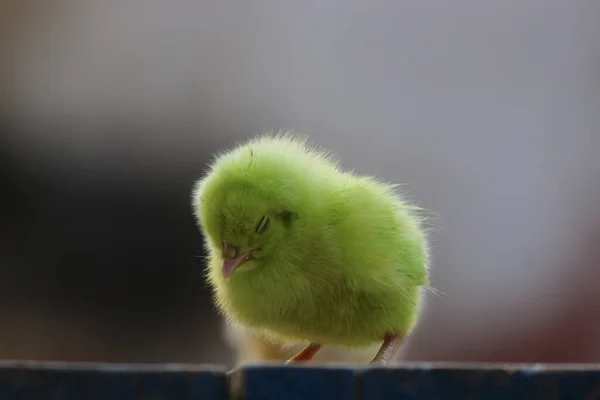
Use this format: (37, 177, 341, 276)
(0, 120, 228, 362)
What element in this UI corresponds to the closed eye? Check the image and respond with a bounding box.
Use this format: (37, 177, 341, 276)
(254, 216, 270, 234)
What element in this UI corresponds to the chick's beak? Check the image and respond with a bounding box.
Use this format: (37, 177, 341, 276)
(222, 245, 250, 279)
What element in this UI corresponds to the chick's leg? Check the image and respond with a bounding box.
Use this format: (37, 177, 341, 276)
(370, 333, 404, 364)
(285, 343, 322, 364)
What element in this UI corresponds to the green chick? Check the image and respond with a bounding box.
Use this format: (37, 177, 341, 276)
(192, 132, 431, 364)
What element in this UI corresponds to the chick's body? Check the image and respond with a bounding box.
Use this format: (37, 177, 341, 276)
(193, 134, 429, 353)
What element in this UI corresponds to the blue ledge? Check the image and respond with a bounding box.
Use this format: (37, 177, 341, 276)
(359, 363, 600, 400)
(0, 361, 229, 400)
(0, 361, 599, 399)
(235, 364, 358, 400)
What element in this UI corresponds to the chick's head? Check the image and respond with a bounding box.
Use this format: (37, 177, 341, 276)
(213, 184, 293, 280)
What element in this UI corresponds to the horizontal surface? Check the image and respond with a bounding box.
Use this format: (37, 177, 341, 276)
(0, 361, 598, 399)
(360, 363, 600, 400)
(0, 361, 229, 400)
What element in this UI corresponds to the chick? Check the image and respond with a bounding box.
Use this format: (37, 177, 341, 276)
(192, 133, 431, 364)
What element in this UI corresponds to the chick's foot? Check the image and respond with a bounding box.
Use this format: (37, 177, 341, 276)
(285, 343, 322, 364)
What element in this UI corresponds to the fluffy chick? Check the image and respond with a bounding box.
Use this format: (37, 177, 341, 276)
(192, 133, 430, 364)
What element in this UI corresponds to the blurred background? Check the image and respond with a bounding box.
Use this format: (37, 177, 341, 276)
(1, 0, 599, 367)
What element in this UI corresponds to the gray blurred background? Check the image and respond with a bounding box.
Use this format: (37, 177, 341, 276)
(1, 0, 599, 367)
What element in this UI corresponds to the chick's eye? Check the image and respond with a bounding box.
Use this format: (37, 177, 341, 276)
(254, 216, 270, 234)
